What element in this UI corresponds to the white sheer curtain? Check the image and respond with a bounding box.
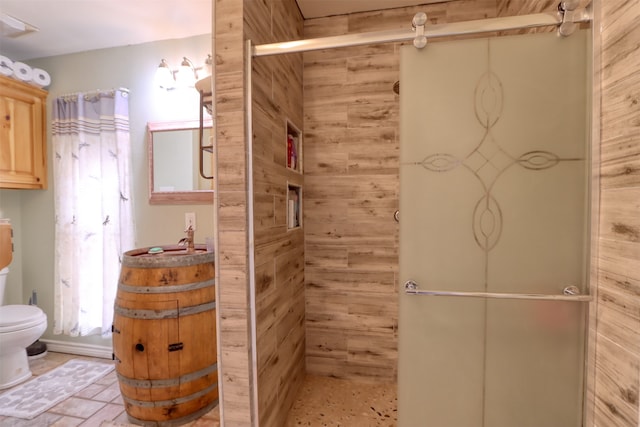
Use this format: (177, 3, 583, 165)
(52, 89, 135, 337)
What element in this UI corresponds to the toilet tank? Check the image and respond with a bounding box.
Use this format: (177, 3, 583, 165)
(0, 219, 12, 306)
(0, 219, 12, 271)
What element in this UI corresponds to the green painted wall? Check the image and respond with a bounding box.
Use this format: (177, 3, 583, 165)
(0, 33, 214, 348)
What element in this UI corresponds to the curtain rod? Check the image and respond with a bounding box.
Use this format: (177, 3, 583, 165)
(252, 9, 591, 57)
(56, 87, 130, 102)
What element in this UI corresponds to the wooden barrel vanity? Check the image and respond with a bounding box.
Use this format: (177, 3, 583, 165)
(112, 245, 217, 426)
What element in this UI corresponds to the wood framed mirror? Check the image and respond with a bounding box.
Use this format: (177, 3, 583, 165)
(148, 119, 213, 204)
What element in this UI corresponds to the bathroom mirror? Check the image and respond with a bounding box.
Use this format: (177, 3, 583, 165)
(148, 120, 214, 204)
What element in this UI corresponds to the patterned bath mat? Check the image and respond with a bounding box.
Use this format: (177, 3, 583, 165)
(0, 359, 114, 419)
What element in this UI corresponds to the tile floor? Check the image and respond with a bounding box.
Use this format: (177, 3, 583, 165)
(285, 375, 397, 426)
(0, 352, 397, 427)
(0, 352, 220, 427)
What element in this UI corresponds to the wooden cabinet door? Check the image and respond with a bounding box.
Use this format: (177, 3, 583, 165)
(0, 75, 47, 189)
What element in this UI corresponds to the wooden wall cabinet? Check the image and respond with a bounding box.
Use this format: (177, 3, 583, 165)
(0, 75, 48, 189)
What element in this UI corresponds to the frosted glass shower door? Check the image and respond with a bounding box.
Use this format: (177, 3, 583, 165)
(398, 30, 590, 427)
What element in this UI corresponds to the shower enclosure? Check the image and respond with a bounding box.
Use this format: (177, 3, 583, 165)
(398, 29, 592, 427)
(247, 5, 594, 426)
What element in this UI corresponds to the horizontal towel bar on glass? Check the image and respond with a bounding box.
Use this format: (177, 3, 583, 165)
(404, 281, 592, 302)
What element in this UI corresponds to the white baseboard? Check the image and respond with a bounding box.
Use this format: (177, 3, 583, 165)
(40, 339, 113, 360)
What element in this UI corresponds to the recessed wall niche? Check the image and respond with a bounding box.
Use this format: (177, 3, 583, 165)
(286, 120, 302, 173)
(287, 183, 301, 230)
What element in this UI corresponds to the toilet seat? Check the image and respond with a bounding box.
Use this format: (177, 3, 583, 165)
(0, 305, 47, 333)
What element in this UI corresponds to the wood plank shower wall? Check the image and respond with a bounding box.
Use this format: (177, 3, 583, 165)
(593, 0, 640, 425)
(246, 1, 306, 426)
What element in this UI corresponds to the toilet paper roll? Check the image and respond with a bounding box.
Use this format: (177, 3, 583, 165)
(0, 55, 13, 77)
(31, 68, 51, 88)
(12, 62, 33, 82)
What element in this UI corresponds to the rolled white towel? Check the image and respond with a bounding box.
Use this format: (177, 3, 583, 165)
(12, 61, 33, 82)
(0, 55, 14, 77)
(31, 68, 51, 88)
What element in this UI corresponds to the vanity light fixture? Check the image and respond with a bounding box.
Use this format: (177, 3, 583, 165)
(204, 54, 213, 77)
(176, 57, 197, 88)
(155, 59, 175, 89)
(156, 56, 211, 90)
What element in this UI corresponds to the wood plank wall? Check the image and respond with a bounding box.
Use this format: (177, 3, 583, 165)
(214, 1, 253, 425)
(593, 0, 640, 425)
(302, 2, 499, 382)
(245, 1, 306, 426)
(214, 1, 305, 425)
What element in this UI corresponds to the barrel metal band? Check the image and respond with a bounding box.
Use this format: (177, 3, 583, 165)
(121, 382, 218, 408)
(117, 363, 217, 388)
(125, 398, 219, 426)
(118, 278, 215, 294)
(114, 301, 216, 319)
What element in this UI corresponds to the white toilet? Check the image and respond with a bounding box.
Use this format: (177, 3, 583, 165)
(0, 221, 48, 390)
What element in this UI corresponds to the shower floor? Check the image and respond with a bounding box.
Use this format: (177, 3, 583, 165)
(285, 375, 397, 426)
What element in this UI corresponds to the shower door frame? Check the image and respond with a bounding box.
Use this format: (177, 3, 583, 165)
(245, 3, 600, 425)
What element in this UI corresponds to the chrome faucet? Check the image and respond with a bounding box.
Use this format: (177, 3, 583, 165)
(178, 225, 195, 252)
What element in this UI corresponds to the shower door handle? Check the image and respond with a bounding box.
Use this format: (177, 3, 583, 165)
(562, 285, 581, 295)
(404, 280, 418, 290)
(403, 280, 592, 302)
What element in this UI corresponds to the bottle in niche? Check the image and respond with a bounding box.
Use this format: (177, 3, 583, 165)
(291, 136, 297, 170)
(287, 134, 299, 170)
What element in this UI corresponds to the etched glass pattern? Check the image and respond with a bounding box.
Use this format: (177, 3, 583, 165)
(398, 30, 590, 427)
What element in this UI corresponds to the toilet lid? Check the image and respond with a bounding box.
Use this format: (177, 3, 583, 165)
(0, 305, 46, 332)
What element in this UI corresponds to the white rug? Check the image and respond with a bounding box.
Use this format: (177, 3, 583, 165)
(0, 359, 115, 419)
